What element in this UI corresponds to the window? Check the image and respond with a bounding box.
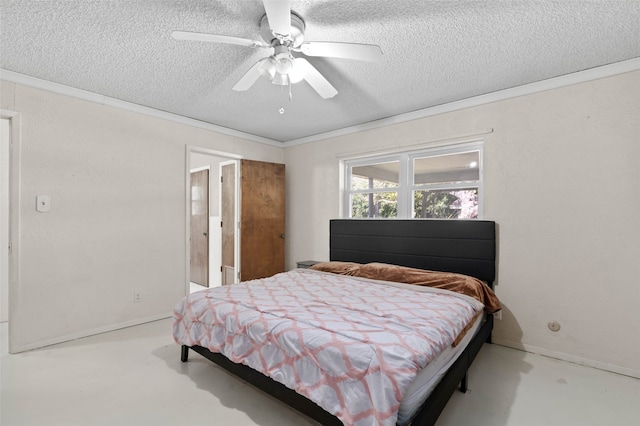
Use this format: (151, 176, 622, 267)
(344, 142, 482, 219)
(349, 160, 400, 218)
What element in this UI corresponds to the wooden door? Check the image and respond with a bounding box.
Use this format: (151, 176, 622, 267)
(240, 160, 285, 281)
(190, 169, 209, 287)
(221, 163, 236, 285)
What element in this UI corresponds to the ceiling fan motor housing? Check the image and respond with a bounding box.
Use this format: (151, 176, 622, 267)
(260, 12, 306, 47)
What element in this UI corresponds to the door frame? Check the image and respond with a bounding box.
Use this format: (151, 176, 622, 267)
(2, 109, 21, 354)
(184, 146, 241, 296)
(219, 160, 240, 285)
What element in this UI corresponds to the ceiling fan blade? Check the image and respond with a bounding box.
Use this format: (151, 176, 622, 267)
(294, 58, 337, 99)
(263, 0, 291, 37)
(172, 31, 268, 48)
(232, 60, 264, 91)
(299, 41, 382, 62)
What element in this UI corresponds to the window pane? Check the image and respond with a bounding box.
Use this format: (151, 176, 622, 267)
(413, 189, 478, 219)
(351, 192, 398, 218)
(414, 152, 479, 185)
(351, 161, 399, 190)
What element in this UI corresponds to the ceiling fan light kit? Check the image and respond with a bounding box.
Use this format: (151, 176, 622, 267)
(172, 0, 382, 111)
(258, 57, 276, 79)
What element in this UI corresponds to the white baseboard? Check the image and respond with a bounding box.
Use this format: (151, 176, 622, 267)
(493, 338, 640, 379)
(9, 313, 172, 354)
(9, 315, 638, 379)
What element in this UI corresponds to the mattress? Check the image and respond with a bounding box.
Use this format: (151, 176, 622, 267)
(397, 313, 484, 425)
(173, 269, 485, 425)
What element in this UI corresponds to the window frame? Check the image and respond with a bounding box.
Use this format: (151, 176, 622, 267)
(343, 141, 483, 219)
(345, 155, 406, 218)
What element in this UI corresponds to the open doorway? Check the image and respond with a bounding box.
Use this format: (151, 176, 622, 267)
(186, 150, 286, 296)
(187, 148, 240, 295)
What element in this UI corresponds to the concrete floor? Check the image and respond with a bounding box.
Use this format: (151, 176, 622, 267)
(1, 319, 639, 426)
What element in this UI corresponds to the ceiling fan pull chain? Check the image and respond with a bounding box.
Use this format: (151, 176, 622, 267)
(288, 79, 293, 101)
(279, 84, 285, 114)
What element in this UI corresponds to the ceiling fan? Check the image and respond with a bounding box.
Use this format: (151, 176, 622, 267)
(172, 0, 382, 105)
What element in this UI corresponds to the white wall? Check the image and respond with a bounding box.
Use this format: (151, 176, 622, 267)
(0, 81, 283, 352)
(284, 70, 640, 377)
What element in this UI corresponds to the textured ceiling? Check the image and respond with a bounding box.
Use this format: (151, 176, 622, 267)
(1, 0, 639, 143)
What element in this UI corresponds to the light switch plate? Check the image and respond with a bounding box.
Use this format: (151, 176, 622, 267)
(36, 195, 51, 212)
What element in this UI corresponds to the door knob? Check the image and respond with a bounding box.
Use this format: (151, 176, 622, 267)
(279, 233, 285, 239)
(203, 232, 208, 236)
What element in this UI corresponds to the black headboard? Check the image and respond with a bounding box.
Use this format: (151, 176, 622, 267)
(330, 219, 496, 284)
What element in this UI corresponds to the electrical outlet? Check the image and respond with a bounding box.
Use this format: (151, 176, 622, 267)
(493, 311, 502, 320)
(548, 320, 561, 332)
(133, 291, 142, 303)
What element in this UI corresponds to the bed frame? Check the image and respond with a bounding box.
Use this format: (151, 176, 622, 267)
(181, 219, 496, 425)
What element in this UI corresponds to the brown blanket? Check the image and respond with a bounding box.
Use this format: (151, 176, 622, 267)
(309, 261, 360, 276)
(311, 261, 501, 314)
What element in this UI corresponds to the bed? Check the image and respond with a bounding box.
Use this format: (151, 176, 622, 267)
(175, 219, 498, 425)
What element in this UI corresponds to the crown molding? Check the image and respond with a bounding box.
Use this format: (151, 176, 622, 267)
(0, 69, 282, 147)
(3, 57, 639, 148)
(282, 57, 640, 147)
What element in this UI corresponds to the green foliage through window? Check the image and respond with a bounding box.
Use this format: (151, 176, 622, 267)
(351, 192, 398, 218)
(413, 189, 478, 219)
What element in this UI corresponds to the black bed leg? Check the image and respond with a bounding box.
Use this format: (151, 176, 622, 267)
(181, 345, 189, 362)
(460, 373, 468, 393)
(486, 314, 494, 344)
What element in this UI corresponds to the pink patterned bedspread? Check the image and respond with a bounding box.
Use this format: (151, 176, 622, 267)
(173, 269, 484, 426)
